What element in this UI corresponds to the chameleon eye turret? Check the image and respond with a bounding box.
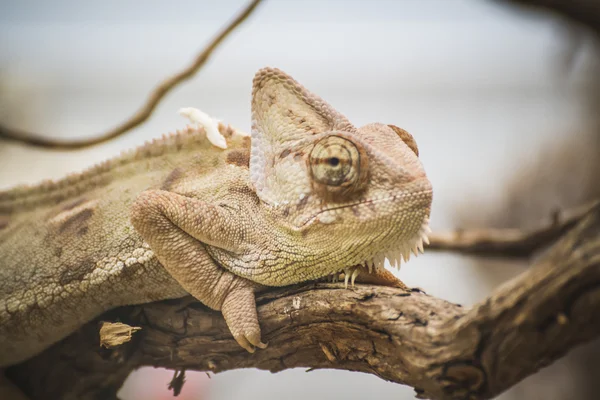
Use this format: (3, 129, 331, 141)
(309, 135, 368, 198)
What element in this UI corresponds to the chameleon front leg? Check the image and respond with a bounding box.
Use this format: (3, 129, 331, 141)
(131, 190, 266, 352)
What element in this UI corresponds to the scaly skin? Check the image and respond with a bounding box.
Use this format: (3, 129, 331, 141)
(0, 67, 432, 365)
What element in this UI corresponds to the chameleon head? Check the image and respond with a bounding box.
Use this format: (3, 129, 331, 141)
(248, 67, 432, 285)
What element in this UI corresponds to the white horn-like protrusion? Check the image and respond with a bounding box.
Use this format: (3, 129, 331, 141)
(417, 239, 424, 254)
(178, 107, 227, 149)
(402, 247, 411, 263)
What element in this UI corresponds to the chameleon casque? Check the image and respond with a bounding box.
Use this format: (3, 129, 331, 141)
(0, 68, 432, 367)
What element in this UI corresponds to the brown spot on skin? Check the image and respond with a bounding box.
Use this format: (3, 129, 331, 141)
(351, 206, 360, 217)
(282, 207, 290, 217)
(0, 216, 9, 230)
(58, 208, 93, 235)
(388, 125, 419, 156)
(119, 261, 144, 280)
(161, 168, 183, 191)
(58, 258, 96, 286)
(280, 149, 291, 159)
(226, 149, 250, 168)
(242, 136, 251, 148)
(54, 247, 63, 258)
(293, 151, 304, 162)
(218, 123, 235, 138)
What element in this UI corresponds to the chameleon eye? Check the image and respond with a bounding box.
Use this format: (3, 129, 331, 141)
(309, 136, 366, 191)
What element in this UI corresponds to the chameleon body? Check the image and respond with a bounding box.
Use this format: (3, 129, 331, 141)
(0, 68, 432, 366)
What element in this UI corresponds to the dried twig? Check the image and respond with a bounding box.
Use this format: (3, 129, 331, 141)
(427, 200, 599, 258)
(8, 203, 600, 400)
(0, 0, 263, 150)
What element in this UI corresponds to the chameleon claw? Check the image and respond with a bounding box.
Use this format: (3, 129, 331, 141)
(342, 268, 360, 288)
(236, 335, 256, 353)
(245, 329, 268, 351)
(255, 341, 268, 349)
(350, 268, 360, 287)
(236, 335, 267, 353)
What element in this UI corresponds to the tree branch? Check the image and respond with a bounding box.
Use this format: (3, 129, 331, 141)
(7, 204, 600, 400)
(0, 0, 263, 150)
(501, 0, 600, 35)
(426, 200, 599, 258)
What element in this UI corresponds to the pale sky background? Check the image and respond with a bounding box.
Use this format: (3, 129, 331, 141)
(1, 1, 598, 399)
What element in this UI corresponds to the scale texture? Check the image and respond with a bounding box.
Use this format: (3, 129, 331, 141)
(0, 67, 432, 365)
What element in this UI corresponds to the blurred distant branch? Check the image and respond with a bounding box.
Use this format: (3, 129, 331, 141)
(427, 200, 599, 258)
(8, 203, 600, 400)
(502, 0, 600, 35)
(0, 0, 263, 150)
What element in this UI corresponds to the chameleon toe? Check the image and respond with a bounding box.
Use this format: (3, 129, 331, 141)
(235, 335, 255, 353)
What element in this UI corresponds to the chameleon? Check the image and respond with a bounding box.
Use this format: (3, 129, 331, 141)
(0, 67, 432, 367)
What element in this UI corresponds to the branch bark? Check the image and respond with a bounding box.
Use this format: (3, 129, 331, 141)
(6, 204, 600, 400)
(426, 200, 599, 258)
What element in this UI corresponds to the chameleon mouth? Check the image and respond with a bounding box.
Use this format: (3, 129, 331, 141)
(325, 217, 431, 288)
(298, 189, 432, 228)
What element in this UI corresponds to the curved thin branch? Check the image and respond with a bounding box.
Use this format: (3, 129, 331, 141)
(426, 200, 599, 258)
(7, 204, 600, 400)
(0, 0, 263, 150)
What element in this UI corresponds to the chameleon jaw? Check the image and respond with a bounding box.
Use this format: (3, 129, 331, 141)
(325, 217, 431, 289)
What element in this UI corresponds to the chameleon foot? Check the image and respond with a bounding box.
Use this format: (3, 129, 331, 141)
(341, 265, 410, 290)
(221, 287, 267, 353)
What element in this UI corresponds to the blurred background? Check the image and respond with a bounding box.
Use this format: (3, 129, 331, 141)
(1, 0, 599, 399)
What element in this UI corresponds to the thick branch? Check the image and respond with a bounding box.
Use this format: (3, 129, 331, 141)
(7, 204, 600, 400)
(427, 200, 599, 258)
(0, 0, 263, 150)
